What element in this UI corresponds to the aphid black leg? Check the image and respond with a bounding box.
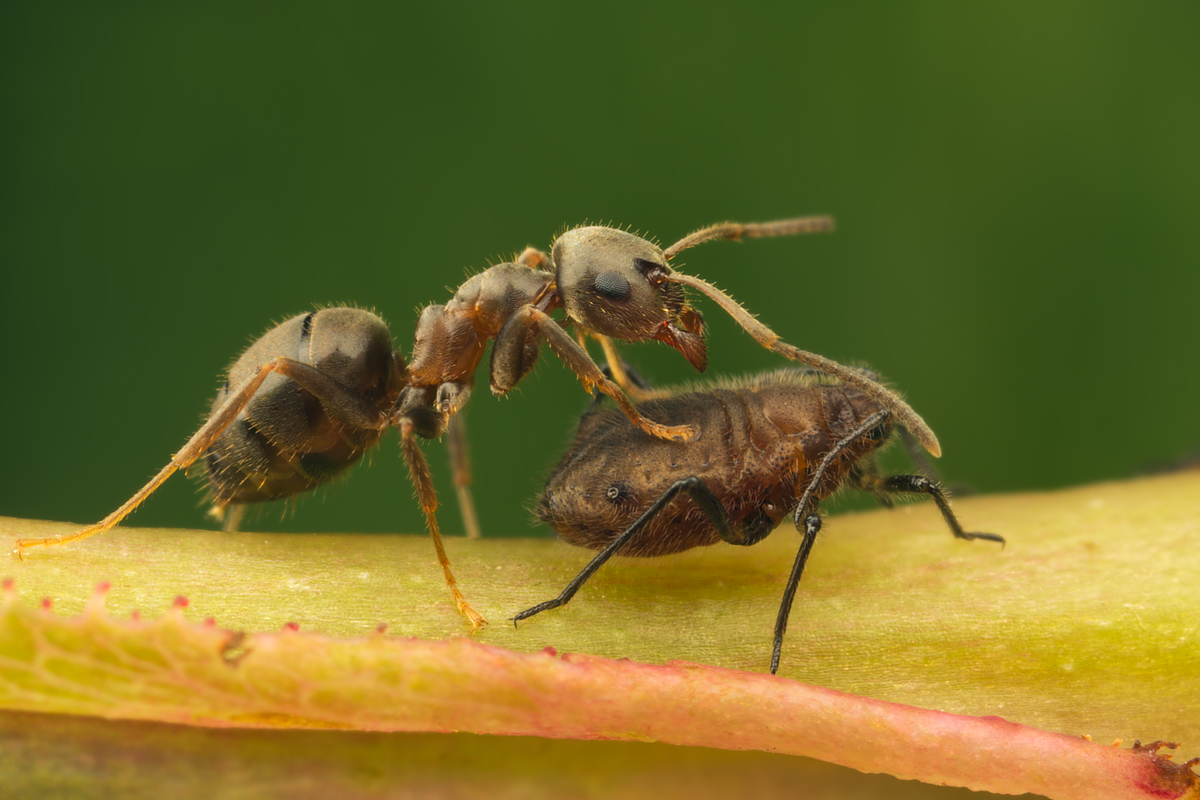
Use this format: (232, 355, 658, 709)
(850, 463, 895, 509)
(874, 475, 1005, 547)
(769, 408, 891, 673)
(772, 511, 821, 675)
(514, 476, 735, 624)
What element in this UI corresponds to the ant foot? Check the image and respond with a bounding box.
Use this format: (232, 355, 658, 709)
(456, 596, 488, 633)
(642, 420, 697, 443)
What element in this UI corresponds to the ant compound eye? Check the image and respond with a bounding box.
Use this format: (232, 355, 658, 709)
(593, 270, 632, 302)
(605, 481, 631, 504)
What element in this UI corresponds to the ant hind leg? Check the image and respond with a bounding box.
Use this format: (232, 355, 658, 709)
(445, 414, 482, 540)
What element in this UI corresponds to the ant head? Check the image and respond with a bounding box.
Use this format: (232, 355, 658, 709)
(552, 226, 707, 371)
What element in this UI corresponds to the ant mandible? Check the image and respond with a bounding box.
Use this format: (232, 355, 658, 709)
(515, 368, 1004, 674)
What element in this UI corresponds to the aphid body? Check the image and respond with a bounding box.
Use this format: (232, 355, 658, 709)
(520, 370, 1004, 673)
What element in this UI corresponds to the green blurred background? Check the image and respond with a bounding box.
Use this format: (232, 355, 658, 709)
(2, 3, 1197, 538)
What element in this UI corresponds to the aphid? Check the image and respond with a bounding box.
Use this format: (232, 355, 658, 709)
(515, 369, 1004, 674)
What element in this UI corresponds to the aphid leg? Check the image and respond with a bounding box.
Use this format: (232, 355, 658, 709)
(860, 474, 1005, 547)
(662, 216, 835, 260)
(667, 272, 942, 458)
(14, 357, 388, 558)
(771, 409, 891, 674)
(513, 476, 736, 624)
(445, 414, 482, 540)
(771, 511, 821, 675)
(850, 462, 895, 509)
(398, 421, 487, 631)
(517, 246, 553, 271)
(491, 306, 696, 442)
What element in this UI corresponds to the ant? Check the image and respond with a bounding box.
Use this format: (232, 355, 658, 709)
(514, 368, 1004, 674)
(13, 216, 942, 634)
(398, 215, 941, 456)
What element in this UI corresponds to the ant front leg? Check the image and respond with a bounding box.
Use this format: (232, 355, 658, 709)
(771, 409, 890, 673)
(772, 509, 822, 675)
(588, 359, 655, 414)
(14, 357, 389, 557)
(491, 306, 696, 442)
(513, 476, 735, 623)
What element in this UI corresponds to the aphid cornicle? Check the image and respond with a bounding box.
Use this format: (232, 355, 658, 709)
(515, 369, 1004, 674)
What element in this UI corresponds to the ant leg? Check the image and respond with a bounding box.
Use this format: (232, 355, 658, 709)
(662, 215, 835, 259)
(860, 474, 1005, 547)
(398, 420, 487, 631)
(220, 503, 247, 533)
(445, 414, 482, 540)
(206, 501, 247, 532)
(14, 357, 388, 557)
(513, 476, 736, 623)
(491, 306, 696, 442)
(771, 409, 890, 673)
(594, 334, 650, 399)
(772, 511, 822, 675)
(667, 271, 942, 458)
(588, 359, 654, 413)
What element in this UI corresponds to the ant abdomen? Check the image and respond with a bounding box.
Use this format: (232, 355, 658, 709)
(203, 307, 403, 512)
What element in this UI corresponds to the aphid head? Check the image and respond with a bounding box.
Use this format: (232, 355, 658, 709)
(552, 226, 707, 371)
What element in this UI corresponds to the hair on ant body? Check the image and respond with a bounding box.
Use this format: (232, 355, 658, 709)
(15, 215, 946, 638)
